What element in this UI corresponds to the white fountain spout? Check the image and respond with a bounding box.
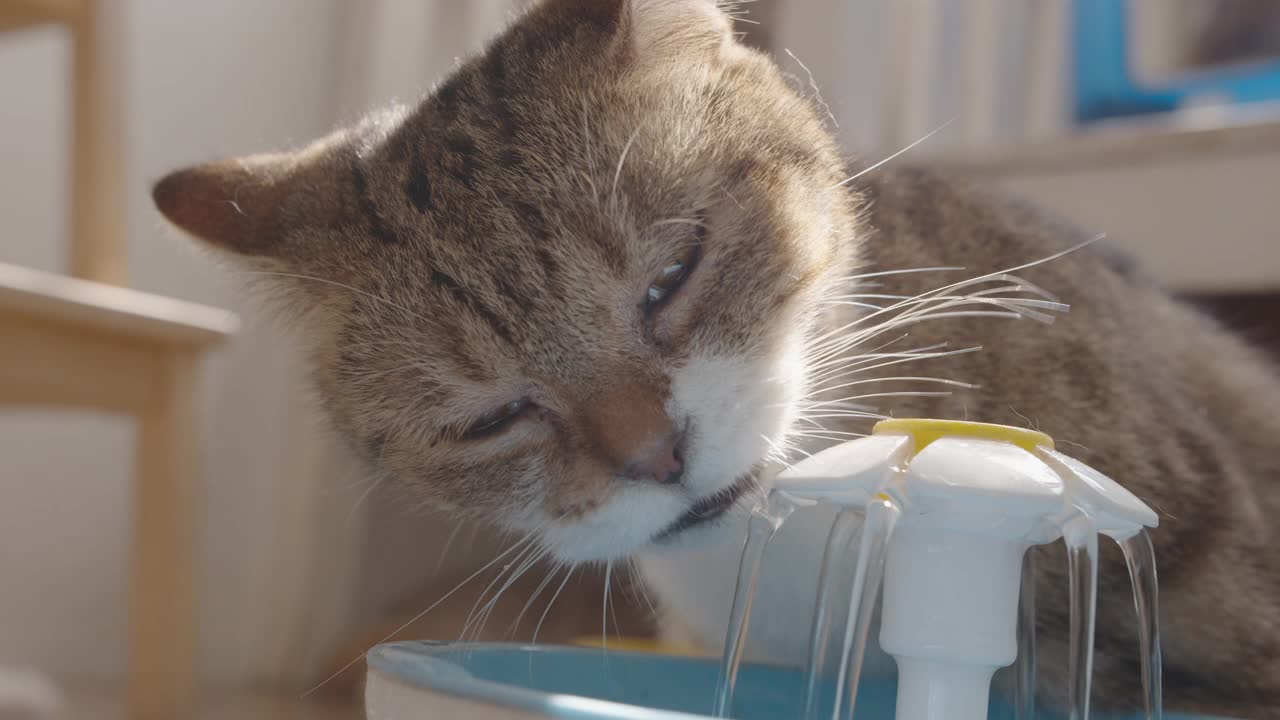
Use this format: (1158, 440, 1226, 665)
(775, 419, 1159, 720)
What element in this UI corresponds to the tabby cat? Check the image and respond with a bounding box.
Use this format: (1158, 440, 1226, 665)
(153, 0, 1280, 715)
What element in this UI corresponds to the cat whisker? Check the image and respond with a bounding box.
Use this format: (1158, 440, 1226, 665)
(577, 170, 601, 201)
(797, 413, 891, 423)
(805, 352, 945, 386)
(806, 348, 982, 390)
(301, 527, 547, 698)
(626, 558, 662, 622)
(509, 561, 565, 637)
(805, 336, 929, 371)
(532, 566, 577, 646)
(602, 561, 614, 650)
(808, 266, 1068, 351)
(240, 270, 433, 326)
(792, 429, 868, 438)
(801, 400, 881, 412)
(761, 433, 803, 465)
(806, 305, 1029, 366)
(825, 293, 914, 301)
(650, 217, 708, 230)
(809, 375, 980, 398)
(434, 522, 467, 575)
(485, 547, 552, 640)
(802, 333, 922, 373)
(796, 402, 887, 416)
(1009, 406, 1041, 432)
(816, 390, 954, 403)
(719, 184, 746, 211)
(805, 344, 959, 382)
(794, 407, 885, 425)
(784, 48, 837, 129)
(806, 284, 1062, 356)
(459, 543, 539, 641)
(831, 119, 955, 189)
(344, 472, 387, 528)
(1058, 438, 1092, 453)
(611, 127, 643, 212)
(833, 266, 966, 283)
(461, 542, 551, 645)
(824, 300, 886, 311)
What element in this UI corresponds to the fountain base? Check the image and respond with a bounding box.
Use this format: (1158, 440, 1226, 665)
(364, 642, 1230, 720)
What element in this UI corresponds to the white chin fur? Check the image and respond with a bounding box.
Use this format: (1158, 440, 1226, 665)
(539, 483, 688, 564)
(667, 346, 803, 499)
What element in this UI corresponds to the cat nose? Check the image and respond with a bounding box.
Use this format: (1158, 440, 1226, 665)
(627, 429, 686, 486)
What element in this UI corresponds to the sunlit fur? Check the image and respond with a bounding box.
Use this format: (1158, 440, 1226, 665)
(154, 0, 856, 560)
(154, 0, 1280, 714)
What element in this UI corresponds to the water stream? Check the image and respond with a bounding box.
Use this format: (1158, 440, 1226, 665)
(1065, 519, 1099, 720)
(1015, 549, 1038, 720)
(1119, 530, 1163, 720)
(830, 496, 900, 720)
(711, 493, 796, 718)
(802, 509, 863, 720)
(713, 487, 1161, 720)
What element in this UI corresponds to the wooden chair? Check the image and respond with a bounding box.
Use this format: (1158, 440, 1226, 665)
(0, 2, 238, 718)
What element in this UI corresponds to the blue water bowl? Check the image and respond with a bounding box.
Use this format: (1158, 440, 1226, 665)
(365, 641, 1227, 720)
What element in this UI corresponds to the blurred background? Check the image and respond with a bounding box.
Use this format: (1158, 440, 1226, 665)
(1, 1, 1278, 718)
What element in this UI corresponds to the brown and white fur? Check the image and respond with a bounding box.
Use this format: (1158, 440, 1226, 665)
(152, 0, 1280, 715)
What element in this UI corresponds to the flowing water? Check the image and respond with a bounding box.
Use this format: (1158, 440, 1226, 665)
(1015, 549, 1038, 720)
(801, 509, 863, 720)
(1065, 519, 1099, 720)
(830, 496, 900, 720)
(712, 488, 1161, 720)
(1119, 530, 1163, 720)
(712, 493, 796, 718)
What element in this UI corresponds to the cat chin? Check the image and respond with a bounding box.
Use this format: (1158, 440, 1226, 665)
(537, 483, 691, 564)
(642, 506, 748, 555)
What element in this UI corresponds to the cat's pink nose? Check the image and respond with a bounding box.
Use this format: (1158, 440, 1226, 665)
(627, 429, 686, 486)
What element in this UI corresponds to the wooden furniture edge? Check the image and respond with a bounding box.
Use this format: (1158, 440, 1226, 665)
(0, 261, 238, 348)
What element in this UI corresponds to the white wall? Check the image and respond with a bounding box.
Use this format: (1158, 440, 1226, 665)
(0, 0, 344, 689)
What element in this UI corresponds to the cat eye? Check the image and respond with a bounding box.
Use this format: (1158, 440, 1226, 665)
(643, 243, 702, 313)
(463, 398, 532, 439)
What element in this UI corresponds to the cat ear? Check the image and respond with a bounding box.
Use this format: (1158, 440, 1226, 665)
(541, 0, 730, 58)
(152, 134, 346, 260)
(627, 0, 732, 58)
(153, 155, 290, 257)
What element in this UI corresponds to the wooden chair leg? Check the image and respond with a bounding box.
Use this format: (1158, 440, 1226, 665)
(70, 0, 128, 286)
(128, 350, 200, 720)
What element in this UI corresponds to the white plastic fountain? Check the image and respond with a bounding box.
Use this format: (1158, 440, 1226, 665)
(363, 416, 1170, 720)
(763, 418, 1162, 720)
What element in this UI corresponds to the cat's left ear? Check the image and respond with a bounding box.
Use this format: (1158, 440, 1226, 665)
(541, 0, 731, 58)
(626, 0, 733, 58)
(152, 131, 349, 262)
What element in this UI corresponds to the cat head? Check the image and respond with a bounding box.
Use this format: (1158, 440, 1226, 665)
(154, 0, 860, 562)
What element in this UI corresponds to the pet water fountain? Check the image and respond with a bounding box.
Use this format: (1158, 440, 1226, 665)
(365, 419, 1228, 720)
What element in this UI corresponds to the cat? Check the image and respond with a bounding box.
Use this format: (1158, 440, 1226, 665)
(152, 0, 1280, 715)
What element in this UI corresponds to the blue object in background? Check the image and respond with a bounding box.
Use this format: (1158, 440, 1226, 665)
(1073, 0, 1280, 124)
(368, 642, 1231, 720)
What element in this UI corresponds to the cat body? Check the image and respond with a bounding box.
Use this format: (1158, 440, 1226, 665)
(641, 166, 1280, 716)
(152, 1, 1280, 715)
